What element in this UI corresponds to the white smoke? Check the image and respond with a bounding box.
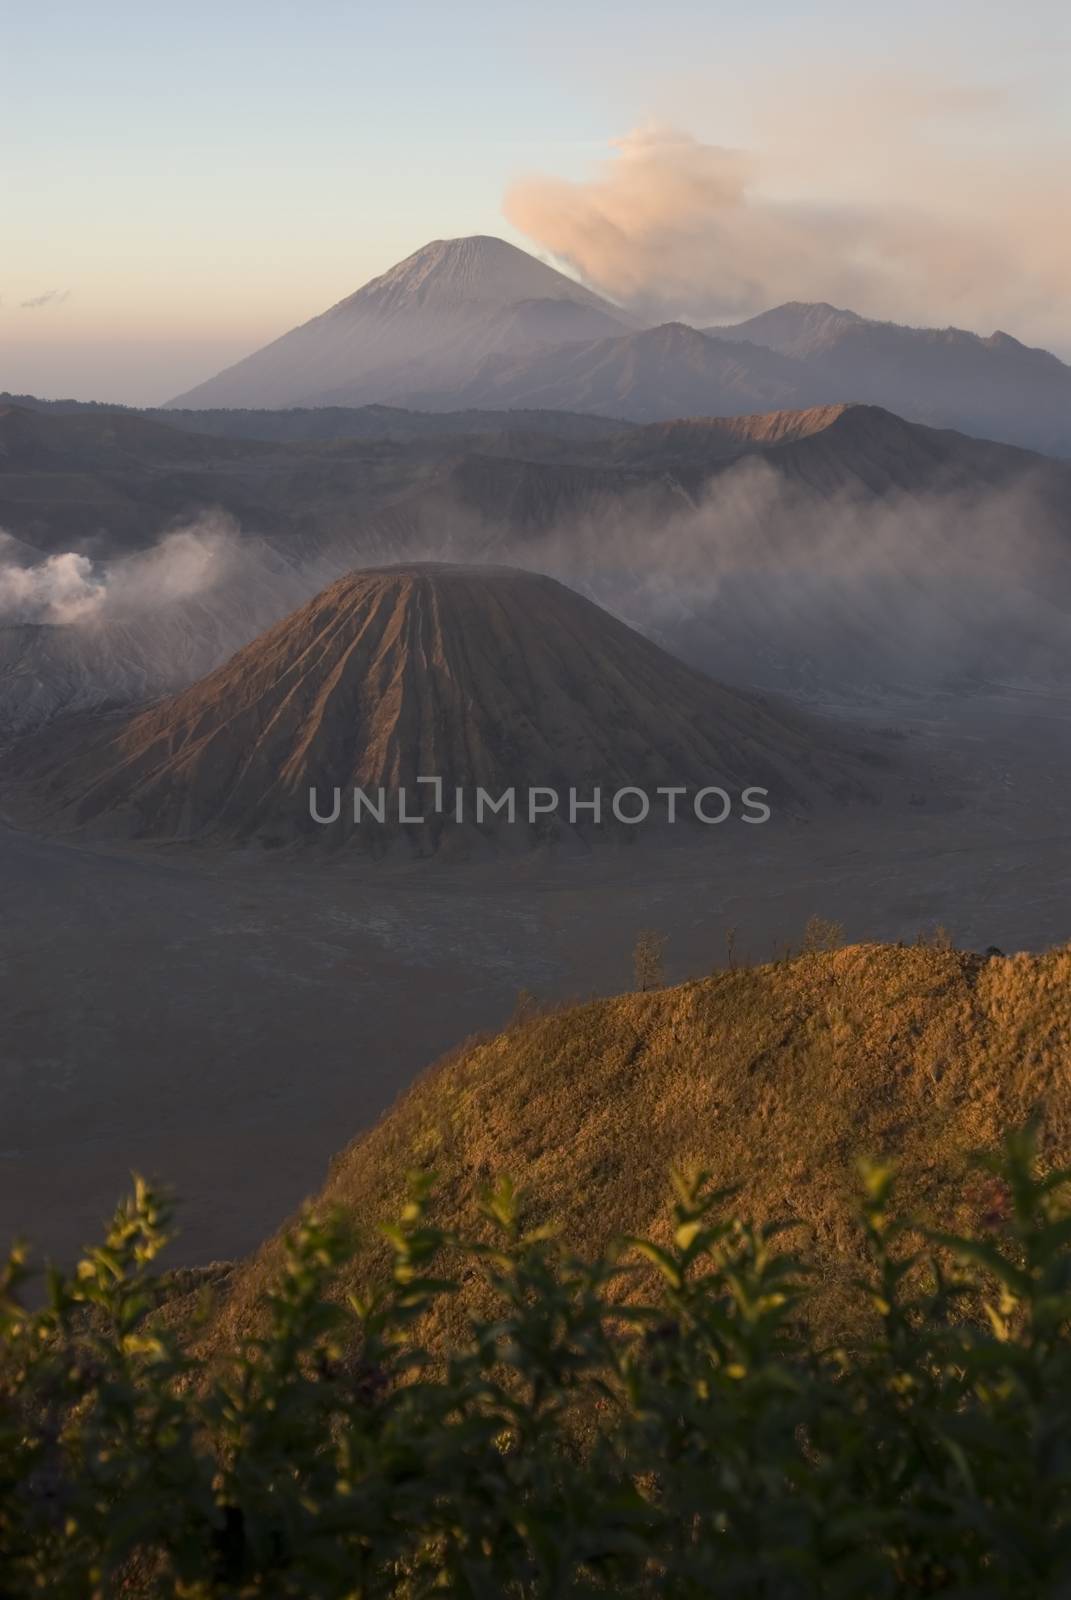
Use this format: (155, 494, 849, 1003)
(0, 513, 353, 736)
(0, 544, 105, 624)
(494, 458, 1071, 699)
(0, 516, 245, 626)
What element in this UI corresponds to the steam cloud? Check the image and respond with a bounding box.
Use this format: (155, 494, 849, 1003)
(0, 516, 245, 626)
(504, 92, 1071, 344)
(504, 462, 1071, 697)
(0, 515, 351, 736)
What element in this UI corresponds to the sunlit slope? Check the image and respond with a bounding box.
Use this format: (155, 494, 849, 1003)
(205, 940, 1071, 1346)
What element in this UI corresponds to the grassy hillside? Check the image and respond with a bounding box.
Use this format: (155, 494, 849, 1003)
(205, 939, 1071, 1348)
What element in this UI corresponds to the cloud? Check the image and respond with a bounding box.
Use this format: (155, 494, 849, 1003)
(20, 289, 72, 311)
(0, 516, 242, 625)
(503, 76, 1071, 345)
(0, 542, 104, 624)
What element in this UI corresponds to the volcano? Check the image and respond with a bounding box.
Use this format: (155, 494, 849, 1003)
(16, 564, 876, 847)
(167, 237, 631, 411)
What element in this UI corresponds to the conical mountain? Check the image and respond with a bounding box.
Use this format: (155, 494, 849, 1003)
(19, 564, 876, 846)
(167, 237, 630, 410)
(334, 235, 615, 315)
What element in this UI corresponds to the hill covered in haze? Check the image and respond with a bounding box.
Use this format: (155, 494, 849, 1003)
(1, 392, 634, 446)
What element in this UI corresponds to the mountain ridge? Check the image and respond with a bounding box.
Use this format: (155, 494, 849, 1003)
(712, 302, 1071, 455)
(407, 321, 831, 422)
(162, 236, 1071, 454)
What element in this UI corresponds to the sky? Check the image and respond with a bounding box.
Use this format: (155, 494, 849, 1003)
(3, 0, 1070, 404)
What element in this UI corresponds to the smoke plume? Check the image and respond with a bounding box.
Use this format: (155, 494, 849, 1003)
(504, 88, 1071, 345)
(0, 516, 244, 626)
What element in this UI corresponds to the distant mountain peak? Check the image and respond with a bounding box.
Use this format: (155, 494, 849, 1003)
(329, 234, 616, 318)
(635, 320, 714, 348)
(709, 302, 866, 359)
(772, 301, 863, 321)
(167, 236, 626, 410)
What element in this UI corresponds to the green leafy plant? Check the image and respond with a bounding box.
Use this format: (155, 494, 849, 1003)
(3, 1130, 1071, 1595)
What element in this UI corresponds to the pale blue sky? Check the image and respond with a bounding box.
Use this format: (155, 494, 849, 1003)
(3, 0, 1069, 401)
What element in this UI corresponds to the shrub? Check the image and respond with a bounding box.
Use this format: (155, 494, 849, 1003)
(801, 915, 845, 955)
(3, 1132, 1071, 1595)
(632, 929, 667, 991)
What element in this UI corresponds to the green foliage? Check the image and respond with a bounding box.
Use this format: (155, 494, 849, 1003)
(4, 1134, 1071, 1595)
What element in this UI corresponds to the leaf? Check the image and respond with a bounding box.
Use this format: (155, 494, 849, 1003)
(925, 1231, 1032, 1297)
(624, 1238, 683, 1289)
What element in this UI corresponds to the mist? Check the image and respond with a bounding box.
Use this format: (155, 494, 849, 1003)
(490, 461, 1071, 701)
(3, 458, 1069, 744)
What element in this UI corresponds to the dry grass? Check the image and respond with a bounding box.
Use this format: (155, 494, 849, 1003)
(203, 940, 1071, 1350)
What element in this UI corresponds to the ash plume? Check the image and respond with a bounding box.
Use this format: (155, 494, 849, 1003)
(504, 84, 1071, 347)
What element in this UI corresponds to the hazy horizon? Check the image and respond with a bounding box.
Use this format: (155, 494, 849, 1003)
(5, 0, 1070, 403)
